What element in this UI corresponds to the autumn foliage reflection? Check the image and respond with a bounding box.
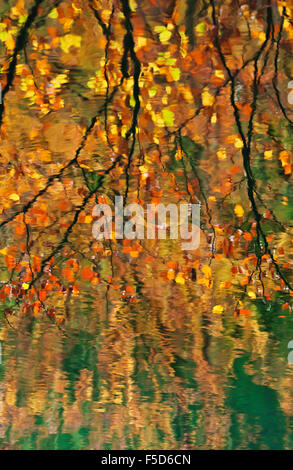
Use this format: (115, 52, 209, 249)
(0, 0, 292, 450)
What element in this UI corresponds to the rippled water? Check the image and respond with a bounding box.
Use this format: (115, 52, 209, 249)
(0, 0, 293, 450)
(1, 287, 293, 449)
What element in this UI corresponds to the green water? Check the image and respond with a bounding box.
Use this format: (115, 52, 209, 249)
(0, 297, 292, 450)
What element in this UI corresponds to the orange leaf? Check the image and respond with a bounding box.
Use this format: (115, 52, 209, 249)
(126, 285, 135, 294)
(62, 268, 74, 283)
(39, 290, 47, 301)
(243, 232, 252, 241)
(239, 309, 251, 316)
(81, 267, 94, 281)
(167, 261, 178, 269)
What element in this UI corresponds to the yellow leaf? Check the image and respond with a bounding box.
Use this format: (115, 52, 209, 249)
(234, 137, 243, 149)
(197, 277, 213, 288)
(159, 29, 172, 43)
(169, 67, 180, 81)
(9, 193, 20, 201)
(247, 291, 256, 299)
(6, 387, 16, 406)
(6, 33, 15, 50)
(201, 88, 215, 107)
(167, 268, 175, 280)
(282, 196, 288, 206)
(162, 108, 174, 127)
(49, 8, 58, 19)
(148, 86, 157, 98)
(0, 30, 7, 42)
(60, 34, 81, 53)
(215, 69, 225, 79)
(217, 149, 227, 160)
(22, 283, 30, 290)
(137, 36, 147, 48)
(84, 215, 93, 224)
(39, 150, 51, 162)
(213, 305, 224, 314)
(201, 265, 212, 278)
(234, 204, 244, 218)
(264, 150, 273, 160)
(175, 272, 185, 285)
(195, 23, 206, 35)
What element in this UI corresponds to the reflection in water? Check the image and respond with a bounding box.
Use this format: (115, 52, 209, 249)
(1, 291, 293, 449)
(0, 0, 292, 450)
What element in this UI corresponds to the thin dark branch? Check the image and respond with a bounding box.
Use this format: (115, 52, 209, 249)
(0, 0, 44, 128)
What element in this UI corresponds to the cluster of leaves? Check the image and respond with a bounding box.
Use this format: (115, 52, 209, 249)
(0, 0, 291, 327)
